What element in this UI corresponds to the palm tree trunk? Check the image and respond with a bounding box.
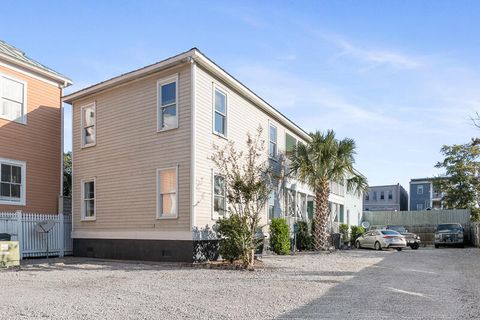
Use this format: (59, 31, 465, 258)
(314, 181, 330, 250)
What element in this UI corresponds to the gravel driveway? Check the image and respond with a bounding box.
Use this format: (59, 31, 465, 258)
(1, 248, 479, 319)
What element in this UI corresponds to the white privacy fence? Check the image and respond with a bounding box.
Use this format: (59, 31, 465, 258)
(0, 211, 72, 259)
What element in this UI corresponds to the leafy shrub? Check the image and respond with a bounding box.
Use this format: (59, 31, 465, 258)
(216, 215, 244, 262)
(270, 218, 290, 255)
(295, 221, 313, 251)
(471, 208, 480, 222)
(350, 226, 365, 243)
(339, 224, 350, 243)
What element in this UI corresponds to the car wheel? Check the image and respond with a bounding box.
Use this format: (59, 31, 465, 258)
(374, 241, 382, 251)
(411, 243, 419, 250)
(396, 247, 402, 251)
(355, 241, 361, 249)
(434, 244, 439, 249)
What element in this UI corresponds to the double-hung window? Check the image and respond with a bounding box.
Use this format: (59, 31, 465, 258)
(213, 88, 227, 136)
(157, 75, 178, 131)
(157, 167, 178, 218)
(0, 75, 26, 123)
(417, 185, 423, 195)
(269, 123, 277, 159)
(81, 179, 95, 220)
(388, 190, 393, 200)
(380, 191, 385, 200)
(268, 191, 275, 220)
(0, 159, 25, 205)
(213, 174, 226, 218)
(81, 103, 96, 147)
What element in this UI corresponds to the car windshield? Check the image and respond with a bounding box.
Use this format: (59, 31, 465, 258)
(381, 230, 400, 235)
(437, 224, 462, 231)
(388, 226, 406, 233)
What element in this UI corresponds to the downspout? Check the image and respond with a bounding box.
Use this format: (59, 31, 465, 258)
(189, 56, 197, 233)
(59, 84, 64, 214)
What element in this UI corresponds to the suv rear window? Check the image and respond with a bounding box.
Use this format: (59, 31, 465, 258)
(437, 224, 463, 231)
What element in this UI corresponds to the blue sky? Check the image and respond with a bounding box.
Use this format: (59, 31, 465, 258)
(1, 1, 479, 190)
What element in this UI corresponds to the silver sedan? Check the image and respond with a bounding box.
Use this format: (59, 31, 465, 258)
(355, 230, 407, 251)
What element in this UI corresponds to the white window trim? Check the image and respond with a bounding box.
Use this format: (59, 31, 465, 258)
(268, 120, 278, 160)
(80, 102, 96, 148)
(417, 185, 424, 195)
(156, 166, 179, 219)
(212, 171, 226, 220)
(80, 177, 96, 221)
(0, 73, 28, 125)
(0, 158, 26, 206)
(212, 84, 228, 139)
(157, 74, 179, 132)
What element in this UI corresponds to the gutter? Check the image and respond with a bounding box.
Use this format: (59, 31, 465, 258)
(0, 52, 72, 87)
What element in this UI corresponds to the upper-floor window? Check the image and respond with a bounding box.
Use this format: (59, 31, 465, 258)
(365, 193, 369, 201)
(269, 123, 277, 158)
(81, 103, 96, 148)
(81, 178, 96, 220)
(373, 191, 377, 201)
(0, 158, 25, 205)
(380, 191, 385, 200)
(0, 75, 26, 124)
(417, 185, 423, 195)
(213, 174, 226, 218)
(388, 190, 393, 200)
(213, 88, 227, 136)
(285, 133, 297, 156)
(157, 75, 178, 131)
(157, 167, 178, 219)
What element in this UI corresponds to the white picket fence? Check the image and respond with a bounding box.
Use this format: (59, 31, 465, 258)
(0, 211, 72, 259)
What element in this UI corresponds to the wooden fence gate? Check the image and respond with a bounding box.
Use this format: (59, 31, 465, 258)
(0, 211, 72, 259)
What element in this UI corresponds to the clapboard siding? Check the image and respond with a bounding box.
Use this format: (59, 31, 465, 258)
(194, 65, 310, 228)
(72, 64, 192, 236)
(0, 63, 61, 214)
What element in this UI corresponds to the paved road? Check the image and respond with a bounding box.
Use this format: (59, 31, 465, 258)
(279, 247, 480, 319)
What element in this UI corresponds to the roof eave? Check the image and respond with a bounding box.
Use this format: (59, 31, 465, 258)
(0, 53, 72, 87)
(62, 49, 195, 104)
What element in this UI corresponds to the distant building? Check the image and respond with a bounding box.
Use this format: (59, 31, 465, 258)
(409, 178, 444, 210)
(363, 184, 408, 211)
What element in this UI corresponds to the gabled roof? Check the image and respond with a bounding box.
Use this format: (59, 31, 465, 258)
(62, 48, 311, 141)
(0, 40, 72, 86)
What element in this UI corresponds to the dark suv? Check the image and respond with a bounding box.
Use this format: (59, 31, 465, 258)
(434, 223, 464, 248)
(386, 225, 421, 250)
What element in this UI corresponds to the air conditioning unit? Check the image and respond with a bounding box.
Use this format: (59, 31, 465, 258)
(0, 241, 20, 267)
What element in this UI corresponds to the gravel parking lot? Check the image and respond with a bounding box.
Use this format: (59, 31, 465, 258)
(1, 247, 479, 319)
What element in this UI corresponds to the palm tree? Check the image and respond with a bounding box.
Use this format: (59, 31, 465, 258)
(288, 130, 368, 250)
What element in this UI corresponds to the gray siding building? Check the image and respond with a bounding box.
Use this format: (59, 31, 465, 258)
(363, 184, 408, 211)
(409, 178, 444, 211)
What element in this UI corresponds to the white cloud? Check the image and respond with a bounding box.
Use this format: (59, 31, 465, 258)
(320, 33, 422, 70)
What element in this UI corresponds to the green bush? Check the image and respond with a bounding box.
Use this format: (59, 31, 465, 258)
(471, 208, 480, 222)
(339, 224, 350, 243)
(295, 221, 313, 251)
(270, 218, 290, 255)
(350, 225, 365, 243)
(216, 215, 244, 262)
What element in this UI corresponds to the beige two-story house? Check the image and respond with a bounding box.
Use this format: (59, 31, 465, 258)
(63, 48, 316, 262)
(0, 40, 71, 214)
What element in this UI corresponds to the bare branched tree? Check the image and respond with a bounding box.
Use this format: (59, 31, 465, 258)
(210, 126, 273, 268)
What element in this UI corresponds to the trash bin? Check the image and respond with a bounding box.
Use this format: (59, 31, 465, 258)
(0, 233, 11, 241)
(332, 233, 342, 249)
